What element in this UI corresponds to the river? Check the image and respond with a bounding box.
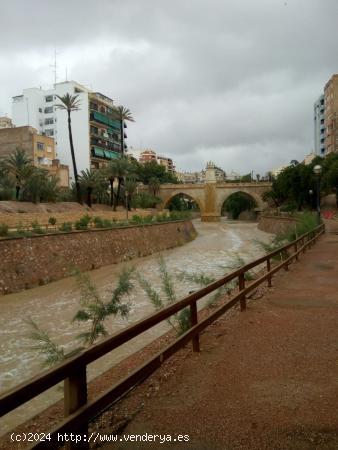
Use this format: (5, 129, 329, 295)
(0, 219, 272, 435)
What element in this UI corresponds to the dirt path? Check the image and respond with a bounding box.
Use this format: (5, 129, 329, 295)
(96, 222, 338, 450)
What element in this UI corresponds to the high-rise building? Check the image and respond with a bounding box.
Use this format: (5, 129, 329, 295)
(324, 74, 338, 155)
(12, 81, 126, 181)
(314, 94, 325, 155)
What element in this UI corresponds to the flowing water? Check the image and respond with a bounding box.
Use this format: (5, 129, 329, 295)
(0, 219, 272, 435)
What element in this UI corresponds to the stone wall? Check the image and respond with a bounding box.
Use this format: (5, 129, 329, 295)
(0, 208, 155, 229)
(0, 220, 197, 295)
(258, 215, 298, 235)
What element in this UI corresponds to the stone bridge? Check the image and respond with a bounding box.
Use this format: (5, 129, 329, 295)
(140, 176, 272, 222)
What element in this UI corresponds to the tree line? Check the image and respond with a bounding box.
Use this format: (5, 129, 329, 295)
(263, 153, 338, 210)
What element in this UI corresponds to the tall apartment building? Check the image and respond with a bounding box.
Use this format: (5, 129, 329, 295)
(139, 149, 175, 174)
(314, 94, 325, 155)
(324, 74, 338, 155)
(0, 126, 69, 187)
(12, 81, 126, 181)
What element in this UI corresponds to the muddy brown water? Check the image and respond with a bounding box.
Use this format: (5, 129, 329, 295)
(0, 220, 272, 435)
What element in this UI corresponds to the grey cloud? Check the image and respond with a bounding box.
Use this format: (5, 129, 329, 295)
(1, 0, 338, 175)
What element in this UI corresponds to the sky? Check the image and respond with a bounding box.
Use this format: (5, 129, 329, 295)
(0, 0, 337, 175)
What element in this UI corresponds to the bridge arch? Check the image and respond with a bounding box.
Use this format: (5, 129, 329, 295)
(163, 191, 203, 212)
(216, 188, 266, 217)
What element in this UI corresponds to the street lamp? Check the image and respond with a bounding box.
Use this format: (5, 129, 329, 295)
(309, 189, 313, 209)
(313, 164, 322, 224)
(125, 190, 129, 222)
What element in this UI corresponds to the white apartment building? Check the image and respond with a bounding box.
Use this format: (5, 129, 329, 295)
(12, 81, 124, 182)
(313, 94, 325, 156)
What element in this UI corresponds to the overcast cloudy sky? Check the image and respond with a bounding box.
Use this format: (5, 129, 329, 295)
(0, 0, 337, 175)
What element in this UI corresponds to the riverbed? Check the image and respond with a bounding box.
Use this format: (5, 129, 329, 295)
(0, 219, 273, 434)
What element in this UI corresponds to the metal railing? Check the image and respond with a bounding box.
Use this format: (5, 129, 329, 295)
(0, 223, 325, 449)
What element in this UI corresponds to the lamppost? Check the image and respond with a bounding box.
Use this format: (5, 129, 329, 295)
(313, 165, 322, 224)
(125, 190, 129, 222)
(309, 189, 313, 209)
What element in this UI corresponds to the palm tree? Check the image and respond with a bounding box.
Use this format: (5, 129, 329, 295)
(78, 169, 99, 207)
(113, 106, 135, 155)
(125, 175, 138, 210)
(3, 148, 33, 200)
(55, 93, 82, 203)
(105, 161, 118, 207)
(113, 157, 131, 211)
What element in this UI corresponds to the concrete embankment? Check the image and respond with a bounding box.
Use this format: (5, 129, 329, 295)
(0, 220, 197, 295)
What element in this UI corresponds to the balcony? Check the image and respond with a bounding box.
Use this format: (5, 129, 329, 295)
(90, 111, 120, 130)
(91, 147, 121, 160)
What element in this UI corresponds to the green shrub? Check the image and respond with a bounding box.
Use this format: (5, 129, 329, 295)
(59, 222, 73, 232)
(48, 217, 57, 226)
(31, 220, 46, 235)
(133, 192, 161, 208)
(75, 214, 92, 230)
(93, 216, 104, 228)
(0, 223, 9, 237)
(102, 219, 113, 228)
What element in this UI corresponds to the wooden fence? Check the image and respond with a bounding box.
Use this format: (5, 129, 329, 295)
(0, 223, 325, 449)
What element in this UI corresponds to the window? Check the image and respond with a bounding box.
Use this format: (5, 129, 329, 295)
(44, 106, 53, 114)
(45, 129, 54, 136)
(45, 118, 54, 125)
(45, 95, 53, 102)
(37, 142, 44, 150)
(38, 108, 42, 113)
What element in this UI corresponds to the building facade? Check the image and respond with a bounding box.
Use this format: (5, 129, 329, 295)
(0, 126, 69, 187)
(314, 94, 325, 155)
(12, 81, 125, 181)
(139, 149, 176, 174)
(324, 74, 338, 155)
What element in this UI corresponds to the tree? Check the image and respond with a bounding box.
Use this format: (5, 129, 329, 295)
(105, 161, 118, 207)
(112, 157, 131, 210)
(55, 93, 82, 203)
(124, 175, 138, 210)
(148, 177, 160, 196)
(78, 169, 99, 207)
(22, 167, 58, 203)
(113, 106, 135, 155)
(2, 148, 33, 200)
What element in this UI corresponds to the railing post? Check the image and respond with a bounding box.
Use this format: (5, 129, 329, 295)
(238, 272, 246, 311)
(294, 242, 298, 261)
(266, 258, 272, 287)
(190, 301, 200, 352)
(64, 365, 88, 449)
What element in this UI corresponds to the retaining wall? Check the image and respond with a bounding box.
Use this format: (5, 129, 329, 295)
(0, 220, 197, 295)
(258, 215, 298, 235)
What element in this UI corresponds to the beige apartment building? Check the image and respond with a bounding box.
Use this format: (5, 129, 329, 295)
(0, 126, 69, 187)
(324, 74, 338, 154)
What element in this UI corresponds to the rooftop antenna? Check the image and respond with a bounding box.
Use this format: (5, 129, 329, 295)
(49, 48, 58, 86)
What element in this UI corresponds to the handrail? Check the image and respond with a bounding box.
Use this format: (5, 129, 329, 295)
(0, 223, 325, 449)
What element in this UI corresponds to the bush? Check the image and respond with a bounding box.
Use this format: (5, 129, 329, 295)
(48, 217, 57, 227)
(133, 192, 161, 209)
(93, 216, 113, 229)
(75, 214, 92, 230)
(59, 222, 73, 232)
(31, 220, 46, 235)
(0, 223, 9, 237)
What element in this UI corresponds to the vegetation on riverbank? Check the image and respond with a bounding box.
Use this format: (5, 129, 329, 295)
(0, 211, 192, 238)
